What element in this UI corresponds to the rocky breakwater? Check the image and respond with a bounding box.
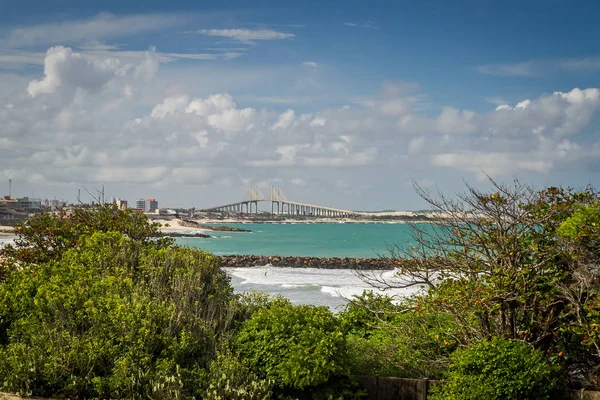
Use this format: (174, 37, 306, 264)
(218, 255, 395, 270)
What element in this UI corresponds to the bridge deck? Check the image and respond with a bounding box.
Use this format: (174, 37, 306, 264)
(200, 199, 356, 215)
(274, 200, 356, 215)
(202, 201, 255, 211)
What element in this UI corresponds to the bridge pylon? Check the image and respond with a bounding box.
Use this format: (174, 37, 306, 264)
(200, 185, 358, 218)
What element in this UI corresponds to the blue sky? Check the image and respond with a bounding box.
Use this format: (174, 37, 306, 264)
(1, 0, 599, 209)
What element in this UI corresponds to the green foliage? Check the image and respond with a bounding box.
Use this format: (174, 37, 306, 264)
(338, 292, 398, 337)
(0, 203, 170, 271)
(429, 338, 558, 400)
(558, 203, 600, 239)
(202, 349, 273, 400)
(235, 301, 349, 394)
(341, 293, 459, 378)
(395, 184, 600, 388)
(0, 232, 234, 399)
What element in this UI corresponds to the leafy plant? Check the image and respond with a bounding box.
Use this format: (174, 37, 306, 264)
(235, 301, 356, 397)
(0, 232, 234, 399)
(0, 203, 170, 275)
(202, 349, 272, 400)
(429, 338, 558, 400)
(341, 292, 458, 378)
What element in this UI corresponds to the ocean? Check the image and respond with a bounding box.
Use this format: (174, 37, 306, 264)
(0, 223, 428, 310)
(174, 222, 418, 258)
(176, 223, 426, 309)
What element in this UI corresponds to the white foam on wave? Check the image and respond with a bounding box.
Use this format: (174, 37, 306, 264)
(0, 237, 15, 249)
(224, 266, 422, 302)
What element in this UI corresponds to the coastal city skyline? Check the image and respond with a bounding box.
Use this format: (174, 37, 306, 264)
(2, 0, 600, 210)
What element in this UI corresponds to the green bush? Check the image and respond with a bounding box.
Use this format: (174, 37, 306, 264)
(341, 293, 458, 379)
(0, 232, 234, 399)
(234, 301, 359, 397)
(429, 338, 558, 400)
(202, 349, 272, 400)
(0, 203, 171, 280)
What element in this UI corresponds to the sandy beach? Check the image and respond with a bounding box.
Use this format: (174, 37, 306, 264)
(153, 219, 213, 233)
(0, 226, 15, 237)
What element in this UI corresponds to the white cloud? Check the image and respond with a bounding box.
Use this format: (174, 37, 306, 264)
(198, 28, 295, 43)
(151, 95, 190, 119)
(27, 46, 119, 97)
(3, 44, 600, 206)
(343, 21, 379, 29)
(408, 137, 425, 154)
(272, 109, 296, 130)
(207, 107, 256, 132)
(437, 107, 476, 135)
(186, 93, 237, 116)
(291, 178, 306, 186)
(432, 152, 554, 180)
(5, 12, 186, 47)
(310, 117, 326, 127)
(475, 61, 540, 77)
(561, 57, 600, 71)
(0, 51, 46, 66)
(302, 61, 318, 67)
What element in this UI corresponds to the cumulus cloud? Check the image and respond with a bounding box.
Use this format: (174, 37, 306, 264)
(27, 46, 118, 96)
(432, 152, 554, 180)
(302, 61, 318, 67)
(3, 44, 600, 207)
(198, 28, 295, 43)
(186, 93, 237, 116)
(151, 95, 190, 119)
(272, 109, 296, 130)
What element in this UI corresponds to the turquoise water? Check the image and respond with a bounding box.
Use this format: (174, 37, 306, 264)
(174, 223, 421, 258)
(2, 224, 429, 309)
(173, 223, 429, 309)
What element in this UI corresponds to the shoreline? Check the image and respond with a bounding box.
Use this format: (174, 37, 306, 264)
(0, 226, 15, 237)
(218, 255, 395, 270)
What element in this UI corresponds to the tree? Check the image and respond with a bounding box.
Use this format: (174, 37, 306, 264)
(0, 203, 170, 276)
(356, 179, 600, 388)
(0, 231, 234, 399)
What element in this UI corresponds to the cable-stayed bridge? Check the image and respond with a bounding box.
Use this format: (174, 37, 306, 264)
(200, 186, 358, 217)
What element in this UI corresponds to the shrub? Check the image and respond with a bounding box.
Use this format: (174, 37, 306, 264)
(202, 349, 272, 400)
(0, 232, 234, 399)
(234, 302, 352, 395)
(340, 293, 458, 379)
(429, 338, 558, 400)
(0, 203, 169, 270)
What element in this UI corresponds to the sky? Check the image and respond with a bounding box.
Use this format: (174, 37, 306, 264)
(1, 0, 600, 210)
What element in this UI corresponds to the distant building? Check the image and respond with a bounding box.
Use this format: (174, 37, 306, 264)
(112, 198, 128, 211)
(116, 199, 128, 211)
(135, 199, 146, 211)
(145, 198, 158, 213)
(0, 196, 18, 210)
(42, 199, 67, 210)
(0, 197, 18, 217)
(16, 197, 42, 212)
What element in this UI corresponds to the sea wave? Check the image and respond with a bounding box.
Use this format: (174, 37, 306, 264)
(0, 237, 15, 249)
(224, 265, 422, 303)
